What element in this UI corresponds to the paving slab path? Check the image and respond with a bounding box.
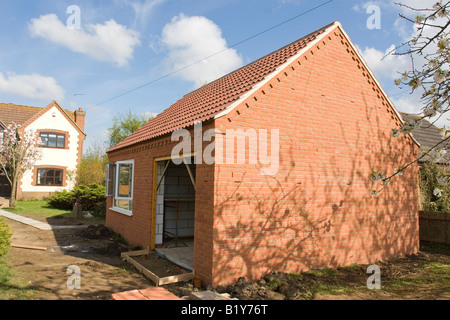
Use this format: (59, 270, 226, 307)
(0, 209, 53, 230)
(0, 209, 88, 231)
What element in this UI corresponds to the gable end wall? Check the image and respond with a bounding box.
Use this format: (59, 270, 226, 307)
(211, 27, 419, 286)
(16, 102, 85, 200)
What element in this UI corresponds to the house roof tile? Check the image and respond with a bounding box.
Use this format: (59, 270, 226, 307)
(0, 103, 43, 127)
(0, 102, 76, 128)
(109, 22, 335, 152)
(401, 112, 450, 164)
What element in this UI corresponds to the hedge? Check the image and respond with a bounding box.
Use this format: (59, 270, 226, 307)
(46, 184, 106, 216)
(0, 219, 12, 256)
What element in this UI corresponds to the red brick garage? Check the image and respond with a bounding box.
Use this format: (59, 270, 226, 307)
(106, 21, 420, 287)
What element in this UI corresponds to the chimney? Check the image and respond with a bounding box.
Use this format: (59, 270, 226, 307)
(74, 108, 86, 132)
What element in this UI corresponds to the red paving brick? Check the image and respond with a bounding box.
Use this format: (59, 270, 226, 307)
(139, 287, 180, 300)
(112, 287, 180, 300)
(111, 289, 149, 300)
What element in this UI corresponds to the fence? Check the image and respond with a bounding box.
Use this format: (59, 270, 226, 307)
(419, 211, 450, 245)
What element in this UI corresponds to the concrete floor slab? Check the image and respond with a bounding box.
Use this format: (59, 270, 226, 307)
(155, 240, 194, 271)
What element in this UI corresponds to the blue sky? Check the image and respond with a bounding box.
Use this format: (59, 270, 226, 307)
(0, 0, 442, 150)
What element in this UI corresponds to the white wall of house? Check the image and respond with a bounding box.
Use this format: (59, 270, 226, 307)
(20, 106, 81, 193)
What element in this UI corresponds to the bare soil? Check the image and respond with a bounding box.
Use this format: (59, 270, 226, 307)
(132, 253, 190, 278)
(5, 217, 155, 300)
(3, 214, 450, 300)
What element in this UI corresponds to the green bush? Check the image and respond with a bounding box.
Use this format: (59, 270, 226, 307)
(47, 184, 106, 216)
(0, 219, 12, 256)
(46, 189, 74, 210)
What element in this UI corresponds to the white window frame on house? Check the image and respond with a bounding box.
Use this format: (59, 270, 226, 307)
(107, 160, 134, 216)
(105, 164, 116, 197)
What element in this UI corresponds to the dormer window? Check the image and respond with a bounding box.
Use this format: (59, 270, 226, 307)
(40, 132, 66, 149)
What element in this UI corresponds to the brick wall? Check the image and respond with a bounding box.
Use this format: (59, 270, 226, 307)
(106, 123, 216, 284)
(106, 26, 420, 288)
(106, 135, 182, 248)
(210, 27, 419, 286)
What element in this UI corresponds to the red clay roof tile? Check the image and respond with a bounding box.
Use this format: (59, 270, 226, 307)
(109, 22, 335, 152)
(0, 103, 76, 128)
(0, 103, 43, 127)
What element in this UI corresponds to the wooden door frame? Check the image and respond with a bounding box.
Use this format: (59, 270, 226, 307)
(150, 153, 196, 250)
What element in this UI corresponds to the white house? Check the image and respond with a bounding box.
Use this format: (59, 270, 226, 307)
(0, 101, 86, 200)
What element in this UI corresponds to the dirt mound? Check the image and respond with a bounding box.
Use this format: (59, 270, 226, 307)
(72, 224, 132, 256)
(76, 225, 114, 240)
(91, 242, 130, 257)
(218, 272, 318, 300)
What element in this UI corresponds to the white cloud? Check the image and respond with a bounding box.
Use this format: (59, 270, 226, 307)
(29, 14, 141, 67)
(396, 0, 438, 12)
(392, 90, 425, 115)
(357, 44, 410, 81)
(141, 111, 159, 119)
(392, 91, 449, 127)
(160, 14, 243, 88)
(0, 72, 65, 101)
(352, 1, 390, 12)
(124, 0, 166, 27)
(355, 0, 448, 118)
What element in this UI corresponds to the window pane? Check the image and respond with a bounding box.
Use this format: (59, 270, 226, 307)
(118, 164, 133, 198)
(48, 134, 57, 147)
(46, 170, 55, 185)
(37, 170, 46, 185)
(57, 135, 65, 148)
(116, 200, 130, 210)
(40, 134, 48, 147)
(106, 164, 116, 196)
(55, 170, 63, 185)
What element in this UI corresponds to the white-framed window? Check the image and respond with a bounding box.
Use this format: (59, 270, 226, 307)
(105, 164, 116, 197)
(106, 160, 134, 216)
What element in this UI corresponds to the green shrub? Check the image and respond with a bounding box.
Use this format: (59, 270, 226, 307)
(46, 189, 74, 210)
(47, 184, 106, 216)
(72, 184, 106, 215)
(0, 219, 12, 256)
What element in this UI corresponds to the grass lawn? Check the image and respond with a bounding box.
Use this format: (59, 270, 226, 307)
(0, 255, 39, 300)
(309, 242, 450, 299)
(4, 200, 72, 219)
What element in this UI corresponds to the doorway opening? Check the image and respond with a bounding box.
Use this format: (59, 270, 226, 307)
(153, 156, 196, 270)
